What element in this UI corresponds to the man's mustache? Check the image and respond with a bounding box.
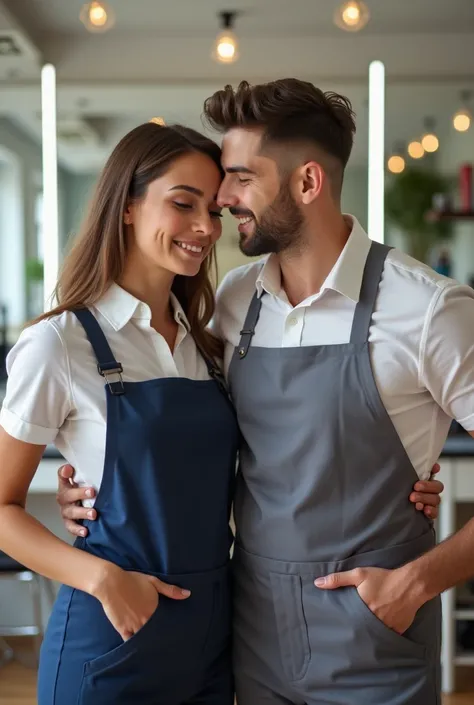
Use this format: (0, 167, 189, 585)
(229, 207, 255, 218)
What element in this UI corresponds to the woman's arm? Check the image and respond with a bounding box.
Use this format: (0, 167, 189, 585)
(0, 428, 190, 640)
(0, 428, 110, 594)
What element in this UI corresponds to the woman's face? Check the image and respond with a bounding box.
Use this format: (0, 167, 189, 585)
(124, 151, 223, 278)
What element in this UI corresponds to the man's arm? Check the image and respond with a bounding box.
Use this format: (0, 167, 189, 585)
(316, 282, 474, 633)
(56, 462, 444, 537)
(315, 492, 474, 636)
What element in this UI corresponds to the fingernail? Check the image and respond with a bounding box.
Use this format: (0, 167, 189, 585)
(80, 529, 87, 537)
(87, 510, 94, 519)
(181, 589, 191, 596)
(85, 489, 94, 498)
(315, 578, 326, 587)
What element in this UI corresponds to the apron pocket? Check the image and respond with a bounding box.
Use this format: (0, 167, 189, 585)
(83, 603, 160, 677)
(350, 587, 427, 660)
(269, 572, 310, 682)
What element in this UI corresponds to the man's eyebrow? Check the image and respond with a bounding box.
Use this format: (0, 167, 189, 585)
(224, 166, 256, 175)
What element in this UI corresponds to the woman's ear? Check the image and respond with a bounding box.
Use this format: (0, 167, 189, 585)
(123, 204, 133, 225)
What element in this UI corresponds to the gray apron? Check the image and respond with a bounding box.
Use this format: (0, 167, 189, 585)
(228, 242, 441, 705)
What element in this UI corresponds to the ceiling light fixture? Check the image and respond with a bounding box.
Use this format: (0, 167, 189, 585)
(213, 11, 239, 64)
(421, 117, 439, 153)
(80, 1, 115, 33)
(334, 1, 370, 32)
(453, 90, 472, 133)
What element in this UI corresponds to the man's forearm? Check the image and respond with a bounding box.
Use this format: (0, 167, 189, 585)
(403, 518, 474, 603)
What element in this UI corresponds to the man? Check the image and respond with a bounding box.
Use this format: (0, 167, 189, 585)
(56, 79, 462, 704)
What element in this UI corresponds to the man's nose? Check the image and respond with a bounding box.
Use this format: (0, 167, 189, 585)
(217, 185, 238, 209)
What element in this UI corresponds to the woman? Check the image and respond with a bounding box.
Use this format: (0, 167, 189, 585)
(0, 122, 239, 704)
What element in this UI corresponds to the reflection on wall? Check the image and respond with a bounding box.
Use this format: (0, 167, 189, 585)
(0, 116, 41, 334)
(61, 171, 97, 249)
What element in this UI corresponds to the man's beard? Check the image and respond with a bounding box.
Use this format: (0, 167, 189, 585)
(238, 180, 305, 258)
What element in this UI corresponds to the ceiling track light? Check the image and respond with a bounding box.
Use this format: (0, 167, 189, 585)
(80, 1, 115, 33)
(334, 1, 370, 32)
(213, 11, 239, 64)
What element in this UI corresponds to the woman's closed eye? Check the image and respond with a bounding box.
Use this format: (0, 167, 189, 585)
(174, 202, 222, 219)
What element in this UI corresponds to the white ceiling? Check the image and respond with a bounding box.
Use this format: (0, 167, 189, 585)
(0, 0, 473, 172)
(4, 0, 474, 37)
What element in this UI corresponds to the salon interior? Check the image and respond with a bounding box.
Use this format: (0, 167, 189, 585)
(1, 0, 474, 702)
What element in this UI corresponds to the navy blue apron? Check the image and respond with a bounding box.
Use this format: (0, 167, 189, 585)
(37, 308, 239, 705)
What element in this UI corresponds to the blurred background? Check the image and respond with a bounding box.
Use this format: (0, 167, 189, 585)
(0, 1, 474, 702)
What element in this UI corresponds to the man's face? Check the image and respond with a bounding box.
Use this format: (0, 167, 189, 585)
(217, 127, 304, 257)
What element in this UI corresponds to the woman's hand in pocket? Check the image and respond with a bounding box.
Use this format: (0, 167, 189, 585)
(92, 563, 191, 641)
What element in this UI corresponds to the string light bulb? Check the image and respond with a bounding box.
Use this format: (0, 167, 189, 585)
(387, 143, 405, 174)
(408, 141, 425, 160)
(334, 1, 370, 32)
(453, 109, 471, 132)
(80, 1, 115, 33)
(453, 91, 472, 132)
(213, 11, 239, 63)
(421, 117, 439, 153)
(387, 155, 405, 174)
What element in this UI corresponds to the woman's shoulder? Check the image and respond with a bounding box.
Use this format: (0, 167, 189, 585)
(10, 310, 86, 361)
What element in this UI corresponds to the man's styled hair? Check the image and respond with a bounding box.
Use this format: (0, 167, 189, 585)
(203, 78, 356, 194)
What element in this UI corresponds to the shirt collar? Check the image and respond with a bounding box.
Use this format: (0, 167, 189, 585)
(94, 282, 191, 332)
(255, 215, 371, 304)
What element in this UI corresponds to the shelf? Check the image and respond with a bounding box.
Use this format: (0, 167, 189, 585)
(454, 652, 474, 666)
(427, 210, 474, 222)
(455, 609, 474, 620)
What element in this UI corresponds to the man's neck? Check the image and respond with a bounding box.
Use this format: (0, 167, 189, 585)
(278, 215, 351, 307)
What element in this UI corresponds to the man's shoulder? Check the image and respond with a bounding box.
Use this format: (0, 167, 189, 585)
(384, 247, 459, 300)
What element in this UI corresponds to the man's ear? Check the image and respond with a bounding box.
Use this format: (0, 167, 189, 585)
(294, 161, 324, 205)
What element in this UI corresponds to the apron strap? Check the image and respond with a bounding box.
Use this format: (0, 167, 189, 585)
(73, 308, 125, 395)
(350, 242, 392, 344)
(193, 337, 230, 396)
(236, 291, 263, 360)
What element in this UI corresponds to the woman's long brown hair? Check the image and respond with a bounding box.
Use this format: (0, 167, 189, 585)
(31, 122, 223, 362)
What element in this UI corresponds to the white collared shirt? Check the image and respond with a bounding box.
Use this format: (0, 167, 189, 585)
(213, 217, 474, 480)
(0, 283, 210, 505)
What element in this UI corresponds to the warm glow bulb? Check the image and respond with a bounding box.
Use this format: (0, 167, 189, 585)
(453, 110, 471, 132)
(408, 141, 424, 159)
(342, 2, 360, 25)
(213, 29, 239, 63)
(388, 155, 405, 174)
(334, 1, 370, 31)
(80, 2, 115, 33)
(89, 2, 107, 26)
(421, 133, 439, 153)
(217, 36, 236, 60)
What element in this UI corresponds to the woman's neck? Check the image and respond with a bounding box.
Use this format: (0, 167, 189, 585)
(117, 264, 176, 332)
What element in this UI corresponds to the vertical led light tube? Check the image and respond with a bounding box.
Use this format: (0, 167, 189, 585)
(41, 63, 59, 310)
(368, 60, 385, 242)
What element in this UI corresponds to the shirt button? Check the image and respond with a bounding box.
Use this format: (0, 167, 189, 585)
(288, 316, 298, 326)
